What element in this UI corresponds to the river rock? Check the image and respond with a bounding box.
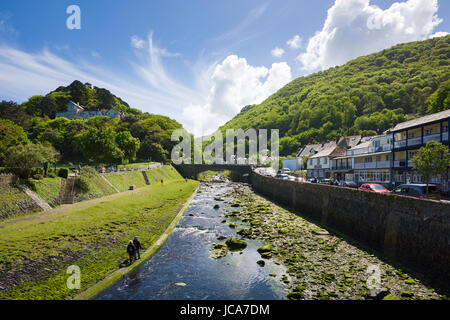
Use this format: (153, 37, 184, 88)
(237, 228, 251, 237)
(210, 243, 229, 259)
(257, 244, 273, 254)
(257, 260, 265, 267)
(365, 288, 389, 300)
(225, 238, 247, 251)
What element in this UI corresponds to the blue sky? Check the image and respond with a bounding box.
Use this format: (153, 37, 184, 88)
(0, 0, 449, 136)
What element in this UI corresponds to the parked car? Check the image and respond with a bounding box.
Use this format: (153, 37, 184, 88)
(288, 175, 296, 181)
(359, 183, 390, 193)
(391, 184, 441, 200)
(338, 181, 358, 189)
(275, 174, 289, 180)
(281, 168, 291, 174)
(307, 178, 318, 183)
(320, 179, 333, 185)
(296, 177, 306, 182)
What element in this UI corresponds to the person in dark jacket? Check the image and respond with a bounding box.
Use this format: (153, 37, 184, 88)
(127, 240, 136, 265)
(133, 236, 142, 260)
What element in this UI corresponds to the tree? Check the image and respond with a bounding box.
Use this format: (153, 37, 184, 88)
(78, 127, 123, 165)
(411, 141, 450, 196)
(4, 144, 59, 178)
(115, 131, 140, 163)
(426, 79, 450, 114)
(0, 119, 30, 162)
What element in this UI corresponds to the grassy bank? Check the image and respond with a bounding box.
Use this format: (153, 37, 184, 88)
(104, 171, 147, 192)
(0, 178, 198, 300)
(28, 177, 63, 207)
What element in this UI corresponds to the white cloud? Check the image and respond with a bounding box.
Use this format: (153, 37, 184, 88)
(131, 35, 145, 49)
(286, 35, 302, 49)
(271, 47, 285, 58)
(298, 0, 444, 71)
(0, 32, 291, 138)
(182, 55, 292, 136)
(430, 31, 449, 38)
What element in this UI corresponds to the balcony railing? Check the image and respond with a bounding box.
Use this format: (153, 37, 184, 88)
(407, 137, 422, 146)
(354, 161, 391, 169)
(394, 140, 406, 149)
(331, 165, 353, 171)
(394, 160, 407, 168)
(394, 132, 447, 149)
(368, 145, 391, 153)
(423, 133, 442, 144)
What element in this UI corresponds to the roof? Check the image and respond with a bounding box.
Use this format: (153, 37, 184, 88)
(350, 140, 372, 150)
(339, 135, 362, 149)
(297, 143, 333, 158)
(333, 150, 391, 160)
(310, 145, 345, 159)
(392, 110, 450, 132)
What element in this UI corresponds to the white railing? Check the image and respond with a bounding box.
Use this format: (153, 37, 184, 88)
(354, 163, 365, 169)
(394, 160, 406, 167)
(394, 140, 406, 148)
(376, 161, 391, 169)
(407, 137, 422, 146)
(423, 133, 441, 144)
(368, 145, 391, 153)
(354, 161, 391, 169)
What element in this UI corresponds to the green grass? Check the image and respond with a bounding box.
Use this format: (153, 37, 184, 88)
(146, 166, 183, 183)
(28, 177, 62, 207)
(0, 178, 198, 300)
(104, 171, 147, 192)
(118, 162, 155, 170)
(79, 175, 117, 200)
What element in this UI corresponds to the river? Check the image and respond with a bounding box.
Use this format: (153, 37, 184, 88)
(95, 181, 289, 300)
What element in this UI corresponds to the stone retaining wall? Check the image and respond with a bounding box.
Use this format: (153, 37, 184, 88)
(0, 174, 15, 186)
(251, 171, 450, 290)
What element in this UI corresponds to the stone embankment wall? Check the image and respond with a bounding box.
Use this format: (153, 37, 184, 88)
(0, 174, 15, 186)
(251, 171, 450, 289)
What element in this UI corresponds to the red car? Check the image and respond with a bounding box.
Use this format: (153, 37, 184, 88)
(359, 183, 390, 194)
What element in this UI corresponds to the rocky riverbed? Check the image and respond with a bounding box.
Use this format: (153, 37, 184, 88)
(221, 183, 447, 300)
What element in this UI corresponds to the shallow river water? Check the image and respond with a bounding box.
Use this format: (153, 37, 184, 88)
(95, 182, 288, 300)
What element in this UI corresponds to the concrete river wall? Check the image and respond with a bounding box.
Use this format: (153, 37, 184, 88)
(251, 171, 450, 290)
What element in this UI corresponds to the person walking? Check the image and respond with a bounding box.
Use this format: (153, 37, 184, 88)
(133, 236, 142, 260)
(126, 240, 136, 265)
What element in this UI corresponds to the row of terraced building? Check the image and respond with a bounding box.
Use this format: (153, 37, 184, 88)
(297, 109, 450, 191)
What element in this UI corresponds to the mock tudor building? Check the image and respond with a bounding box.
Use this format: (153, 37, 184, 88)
(331, 135, 392, 185)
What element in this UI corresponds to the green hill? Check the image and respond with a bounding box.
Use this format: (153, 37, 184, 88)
(220, 35, 450, 156)
(0, 81, 183, 164)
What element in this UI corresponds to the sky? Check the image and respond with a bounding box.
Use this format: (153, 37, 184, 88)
(0, 0, 449, 136)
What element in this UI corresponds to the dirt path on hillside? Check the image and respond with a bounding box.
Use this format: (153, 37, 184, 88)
(0, 186, 148, 228)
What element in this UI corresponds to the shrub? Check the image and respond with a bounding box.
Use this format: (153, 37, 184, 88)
(74, 176, 90, 193)
(80, 166, 98, 177)
(58, 168, 69, 179)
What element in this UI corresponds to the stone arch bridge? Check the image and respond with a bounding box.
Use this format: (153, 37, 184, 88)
(178, 164, 253, 179)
